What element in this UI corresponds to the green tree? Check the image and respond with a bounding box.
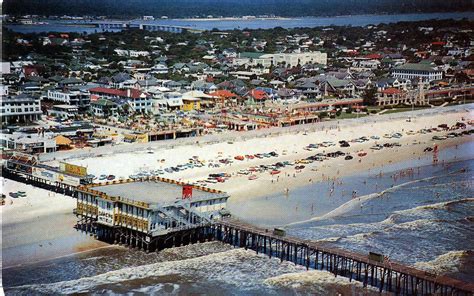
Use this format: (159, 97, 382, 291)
(363, 86, 378, 106)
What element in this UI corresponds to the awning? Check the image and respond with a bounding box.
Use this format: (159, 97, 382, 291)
(55, 135, 72, 146)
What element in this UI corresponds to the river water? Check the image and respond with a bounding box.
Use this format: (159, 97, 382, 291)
(3, 141, 473, 295)
(4, 12, 474, 34)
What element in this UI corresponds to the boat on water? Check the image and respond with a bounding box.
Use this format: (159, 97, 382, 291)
(248, 175, 258, 180)
(270, 170, 281, 175)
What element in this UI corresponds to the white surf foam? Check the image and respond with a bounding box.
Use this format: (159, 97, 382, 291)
(9, 247, 306, 295)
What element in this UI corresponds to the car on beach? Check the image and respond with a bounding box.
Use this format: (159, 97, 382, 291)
(107, 175, 115, 180)
(447, 133, 458, 138)
(9, 192, 19, 198)
(391, 133, 402, 138)
(339, 141, 350, 147)
(370, 144, 383, 150)
(99, 174, 107, 180)
(370, 135, 380, 140)
(432, 135, 447, 140)
(322, 141, 336, 146)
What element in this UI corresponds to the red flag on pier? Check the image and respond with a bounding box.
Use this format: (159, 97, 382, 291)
(182, 185, 193, 199)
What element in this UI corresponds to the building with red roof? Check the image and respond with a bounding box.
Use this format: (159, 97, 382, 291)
(246, 89, 269, 103)
(377, 87, 407, 106)
(208, 90, 240, 106)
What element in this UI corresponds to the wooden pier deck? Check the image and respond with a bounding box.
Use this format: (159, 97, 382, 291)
(212, 218, 474, 296)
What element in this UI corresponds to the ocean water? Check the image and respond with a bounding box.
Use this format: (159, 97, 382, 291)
(4, 12, 474, 34)
(3, 142, 473, 295)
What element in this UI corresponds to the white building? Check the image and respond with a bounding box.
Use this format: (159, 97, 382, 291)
(391, 63, 443, 82)
(153, 91, 183, 112)
(351, 59, 381, 71)
(270, 52, 327, 67)
(48, 105, 79, 119)
(1, 85, 9, 96)
(0, 132, 57, 153)
(114, 49, 150, 57)
(47, 90, 90, 111)
(1, 62, 11, 75)
(129, 50, 150, 57)
(235, 51, 327, 68)
(128, 95, 153, 113)
(1, 94, 42, 124)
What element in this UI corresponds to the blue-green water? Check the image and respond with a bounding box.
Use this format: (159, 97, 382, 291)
(5, 12, 474, 34)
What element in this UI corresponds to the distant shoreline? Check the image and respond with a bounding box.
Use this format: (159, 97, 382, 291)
(176, 17, 293, 21)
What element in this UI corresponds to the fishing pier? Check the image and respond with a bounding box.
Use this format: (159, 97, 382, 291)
(212, 219, 474, 296)
(3, 157, 474, 295)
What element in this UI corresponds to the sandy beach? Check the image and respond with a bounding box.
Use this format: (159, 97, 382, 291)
(1, 178, 108, 269)
(56, 108, 473, 202)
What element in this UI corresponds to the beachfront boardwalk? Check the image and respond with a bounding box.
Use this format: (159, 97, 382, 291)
(212, 218, 474, 296)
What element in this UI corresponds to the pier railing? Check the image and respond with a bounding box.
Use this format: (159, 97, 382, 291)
(211, 218, 474, 296)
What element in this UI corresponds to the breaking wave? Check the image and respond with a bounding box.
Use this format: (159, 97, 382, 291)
(264, 270, 381, 296)
(414, 250, 473, 275)
(7, 247, 307, 295)
(288, 175, 442, 227)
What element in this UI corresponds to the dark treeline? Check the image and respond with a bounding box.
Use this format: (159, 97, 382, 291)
(4, 0, 473, 18)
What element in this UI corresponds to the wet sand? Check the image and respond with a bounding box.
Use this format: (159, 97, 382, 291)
(1, 179, 109, 269)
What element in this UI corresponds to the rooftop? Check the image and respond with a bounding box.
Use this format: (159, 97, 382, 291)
(394, 63, 438, 72)
(92, 180, 227, 207)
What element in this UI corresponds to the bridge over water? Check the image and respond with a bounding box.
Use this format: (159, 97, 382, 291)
(92, 21, 194, 33)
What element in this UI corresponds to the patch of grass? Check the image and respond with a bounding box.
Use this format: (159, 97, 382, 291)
(336, 112, 369, 119)
(382, 107, 428, 114)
